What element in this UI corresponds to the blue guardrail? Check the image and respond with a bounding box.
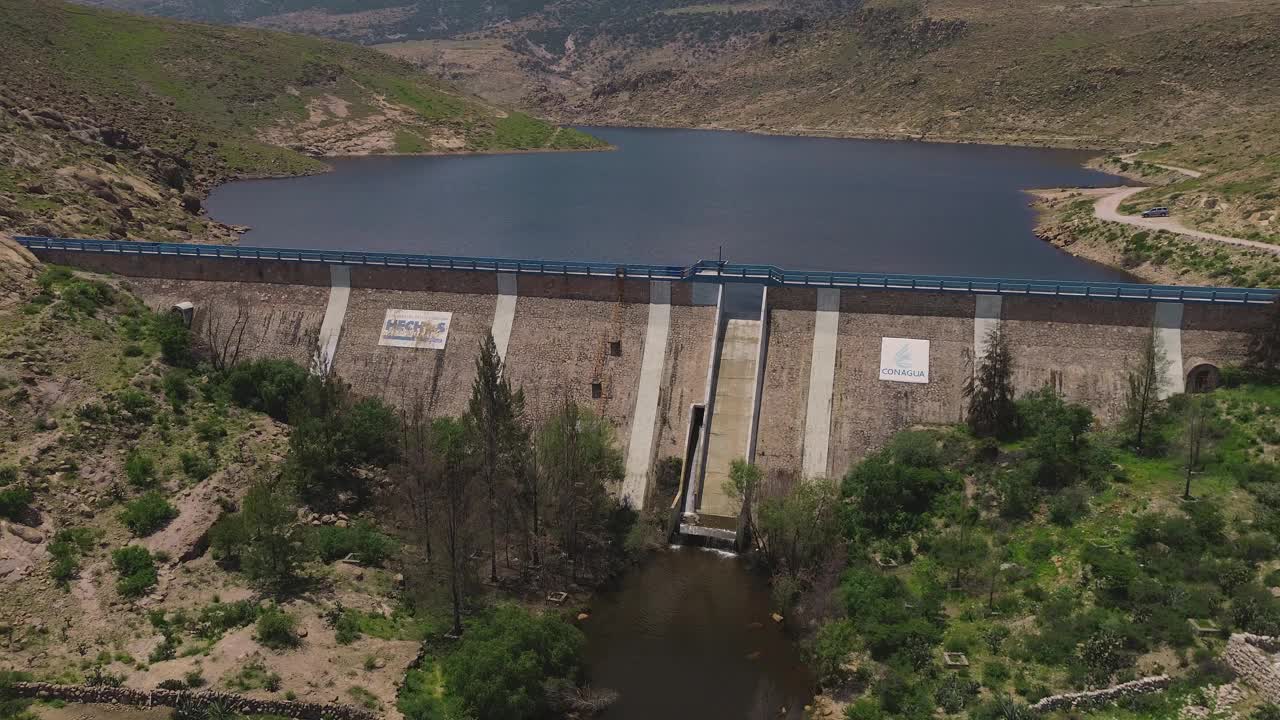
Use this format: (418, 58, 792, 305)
(16, 236, 1279, 305)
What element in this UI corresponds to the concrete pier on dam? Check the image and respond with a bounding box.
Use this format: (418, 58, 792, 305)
(18, 238, 1278, 544)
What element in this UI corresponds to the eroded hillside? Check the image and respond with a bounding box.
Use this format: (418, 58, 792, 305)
(0, 0, 603, 242)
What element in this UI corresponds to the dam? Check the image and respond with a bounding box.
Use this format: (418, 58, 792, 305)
(19, 237, 1277, 543)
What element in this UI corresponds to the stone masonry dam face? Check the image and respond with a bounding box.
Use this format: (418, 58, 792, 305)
(28, 246, 1270, 515)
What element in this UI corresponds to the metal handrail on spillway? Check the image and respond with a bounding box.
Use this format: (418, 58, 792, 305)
(15, 236, 1280, 305)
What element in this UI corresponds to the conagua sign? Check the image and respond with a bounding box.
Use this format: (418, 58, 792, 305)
(379, 309, 452, 350)
(879, 337, 930, 384)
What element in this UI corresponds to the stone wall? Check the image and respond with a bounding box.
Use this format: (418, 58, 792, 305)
(755, 305, 814, 480)
(333, 287, 496, 418)
(1225, 633, 1280, 704)
(1029, 675, 1171, 714)
(827, 290, 973, 475)
(127, 277, 327, 368)
(9, 682, 377, 720)
(652, 304, 717, 462)
(1003, 297, 1156, 422)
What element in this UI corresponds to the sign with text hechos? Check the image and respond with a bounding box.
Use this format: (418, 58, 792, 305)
(879, 337, 930, 384)
(379, 310, 452, 350)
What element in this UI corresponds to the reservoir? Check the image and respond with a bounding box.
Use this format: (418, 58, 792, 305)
(582, 547, 815, 720)
(208, 127, 1129, 281)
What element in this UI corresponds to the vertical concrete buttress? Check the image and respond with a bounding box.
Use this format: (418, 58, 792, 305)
(314, 265, 351, 374)
(1154, 302, 1186, 398)
(620, 281, 673, 510)
(492, 273, 518, 362)
(973, 295, 1004, 369)
(801, 288, 841, 479)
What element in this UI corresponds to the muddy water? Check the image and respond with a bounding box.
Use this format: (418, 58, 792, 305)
(582, 547, 815, 720)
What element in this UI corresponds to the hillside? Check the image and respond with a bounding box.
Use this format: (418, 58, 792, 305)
(81, 0, 1280, 256)
(0, 0, 602, 243)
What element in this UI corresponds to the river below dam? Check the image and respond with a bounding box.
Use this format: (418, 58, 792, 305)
(582, 547, 814, 720)
(208, 126, 1130, 281)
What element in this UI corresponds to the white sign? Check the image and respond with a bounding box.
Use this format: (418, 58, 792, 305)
(879, 337, 930, 384)
(379, 310, 452, 350)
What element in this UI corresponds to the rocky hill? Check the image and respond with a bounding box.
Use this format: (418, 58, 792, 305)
(0, 0, 602, 243)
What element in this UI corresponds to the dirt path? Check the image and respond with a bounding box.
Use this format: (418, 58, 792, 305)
(1117, 152, 1204, 179)
(1093, 186, 1280, 255)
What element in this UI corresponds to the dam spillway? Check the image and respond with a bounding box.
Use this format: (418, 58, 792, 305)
(18, 237, 1277, 542)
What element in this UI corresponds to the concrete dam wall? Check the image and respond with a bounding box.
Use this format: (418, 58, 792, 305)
(24, 240, 1273, 520)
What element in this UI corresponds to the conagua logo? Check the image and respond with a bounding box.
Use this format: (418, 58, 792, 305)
(894, 343, 913, 369)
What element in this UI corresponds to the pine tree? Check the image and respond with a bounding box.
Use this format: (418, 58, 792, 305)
(964, 327, 1018, 439)
(465, 334, 527, 584)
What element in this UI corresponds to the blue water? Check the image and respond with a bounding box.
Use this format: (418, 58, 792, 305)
(208, 126, 1128, 280)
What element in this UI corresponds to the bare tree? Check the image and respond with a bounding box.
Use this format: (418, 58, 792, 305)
(396, 396, 433, 562)
(201, 300, 251, 372)
(1183, 395, 1208, 500)
(1125, 325, 1170, 454)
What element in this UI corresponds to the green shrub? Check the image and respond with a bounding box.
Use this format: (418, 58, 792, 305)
(808, 619, 857, 688)
(334, 612, 361, 645)
(152, 312, 193, 367)
(0, 484, 32, 521)
(115, 389, 155, 423)
(845, 698, 886, 720)
(180, 451, 215, 482)
(308, 521, 398, 566)
(983, 660, 1011, 689)
(183, 669, 205, 688)
(255, 606, 301, 650)
(193, 600, 260, 640)
(1048, 486, 1091, 526)
(120, 492, 178, 537)
(59, 279, 115, 315)
(443, 605, 584, 720)
(226, 658, 281, 692)
(49, 527, 95, 588)
(936, 674, 979, 713)
(224, 359, 312, 422)
(124, 450, 157, 488)
(163, 370, 192, 409)
(112, 546, 157, 598)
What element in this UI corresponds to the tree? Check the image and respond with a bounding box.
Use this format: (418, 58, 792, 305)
(201, 300, 250, 372)
(285, 373, 398, 511)
(465, 334, 529, 583)
(396, 396, 434, 562)
(1183, 394, 1208, 500)
(842, 437, 953, 539)
(756, 476, 841, 583)
(935, 526, 989, 589)
(443, 605, 585, 720)
(536, 400, 623, 581)
(431, 417, 475, 636)
(965, 327, 1018, 439)
(1124, 326, 1169, 455)
(210, 477, 306, 592)
(1248, 298, 1280, 371)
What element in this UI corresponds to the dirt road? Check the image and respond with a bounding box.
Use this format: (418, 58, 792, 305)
(1093, 186, 1280, 255)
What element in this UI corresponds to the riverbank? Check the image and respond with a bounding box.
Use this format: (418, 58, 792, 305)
(1031, 188, 1280, 288)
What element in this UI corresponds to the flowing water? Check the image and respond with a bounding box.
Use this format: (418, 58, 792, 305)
(581, 547, 815, 720)
(208, 126, 1129, 281)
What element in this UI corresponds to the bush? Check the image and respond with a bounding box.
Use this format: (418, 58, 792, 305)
(0, 485, 32, 521)
(936, 674, 979, 713)
(809, 619, 857, 688)
(115, 389, 155, 423)
(308, 520, 398, 566)
(1049, 486, 1091, 526)
(845, 698, 886, 720)
(224, 359, 312, 422)
(49, 527, 94, 587)
(180, 451, 215, 482)
(255, 606, 301, 650)
(444, 605, 584, 720)
(119, 492, 178, 537)
(163, 370, 192, 410)
(193, 600, 261, 640)
(210, 479, 305, 590)
(983, 660, 1011, 689)
(112, 546, 157, 598)
(1, 669, 35, 720)
(124, 451, 157, 488)
(152, 312, 192, 367)
(59, 279, 115, 315)
(334, 611, 361, 645)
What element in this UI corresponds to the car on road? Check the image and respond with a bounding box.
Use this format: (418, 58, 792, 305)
(1141, 207, 1170, 218)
